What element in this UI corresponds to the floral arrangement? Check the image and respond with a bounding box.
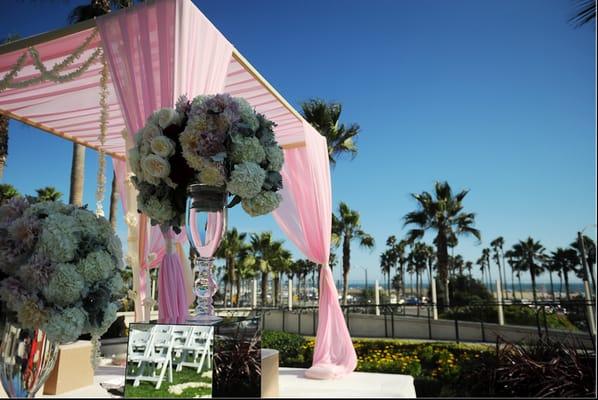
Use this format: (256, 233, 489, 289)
(128, 93, 284, 231)
(0, 197, 126, 348)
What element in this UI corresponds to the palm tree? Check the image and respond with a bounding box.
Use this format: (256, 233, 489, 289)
(250, 232, 284, 306)
(551, 248, 580, 301)
(543, 257, 560, 302)
(570, 235, 596, 291)
(411, 242, 429, 299)
(35, 186, 62, 202)
(476, 255, 486, 288)
(510, 238, 546, 302)
(491, 236, 508, 299)
(570, 0, 596, 27)
(332, 202, 375, 305)
(300, 99, 361, 165)
(0, 183, 19, 204)
(482, 248, 492, 290)
(452, 255, 464, 277)
(271, 248, 293, 307)
(505, 249, 518, 299)
(235, 249, 256, 306)
(215, 228, 248, 307)
(464, 261, 473, 278)
(403, 181, 481, 307)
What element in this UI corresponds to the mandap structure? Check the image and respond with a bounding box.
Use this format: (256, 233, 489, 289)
(0, 0, 356, 379)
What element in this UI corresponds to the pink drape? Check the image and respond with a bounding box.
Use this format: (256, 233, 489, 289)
(273, 122, 357, 379)
(98, 0, 233, 324)
(158, 228, 189, 324)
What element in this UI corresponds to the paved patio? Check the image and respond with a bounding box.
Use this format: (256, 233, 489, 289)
(278, 368, 416, 398)
(1, 363, 416, 398)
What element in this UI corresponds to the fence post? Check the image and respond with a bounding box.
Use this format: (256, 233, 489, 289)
(391, 307, 395, 338)
(288, 279, 293, 311)
(282, 308, 285, 332)
(252, 279, 257, 309)
(431, 278, 438, 320)
(375, 280, 380, 316)
(298, 309, 302, 335)
(427, 306, 432, 340)
(496, 279, 504, 326)
(313, 308, 316, 336)
(454, 318, 460, 344)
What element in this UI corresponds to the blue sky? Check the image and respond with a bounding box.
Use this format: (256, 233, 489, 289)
(1, 0, 595, 286)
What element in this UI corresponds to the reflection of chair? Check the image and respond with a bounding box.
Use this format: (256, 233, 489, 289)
(176, 326, 213, 373)
(127, 330, 151, 365)
(126, 332, 175, 389)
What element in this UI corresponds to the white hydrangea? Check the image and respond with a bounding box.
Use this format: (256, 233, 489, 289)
(76, 250, 114, 284)
(36, 213, 79, 263)
(44, 263, 85, 307)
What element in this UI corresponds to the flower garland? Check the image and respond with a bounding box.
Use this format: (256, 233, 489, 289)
(95, 50, 109, 217)
(0, 29, 101, 92)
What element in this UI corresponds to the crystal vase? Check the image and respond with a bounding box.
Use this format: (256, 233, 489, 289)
(0, 322, 59, 398)
(186, 184, 227, 324)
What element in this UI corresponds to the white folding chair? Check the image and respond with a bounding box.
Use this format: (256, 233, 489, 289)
(128, 332, 175, 389)
(176, 326, 213, 373)
(171, 326, 193, 360)
(126, 330, 152, 367)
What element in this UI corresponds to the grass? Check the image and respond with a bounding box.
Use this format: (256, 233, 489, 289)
(124, 360, 212, 398)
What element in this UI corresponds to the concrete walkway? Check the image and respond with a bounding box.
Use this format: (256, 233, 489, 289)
(278, 368, 416, 398)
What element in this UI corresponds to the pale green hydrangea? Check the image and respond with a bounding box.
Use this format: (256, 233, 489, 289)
(107, 274, 126, 297)
(44, 263, 85, 307)
(227, 162, 266, 199)
(198, 164, 226, 186)
(230, 134, 266, 164)
(77, 250, 114, 284)
(235, 98, 259, 131)
(265, 145, 284, 171)
(17, 299, 48, 329)
(44, 307, 87, 344)
(241, 191, 282, 216)
(92, 302, 118, 336)
(138, 197, 176, 225)
(36, 213, 79, 263)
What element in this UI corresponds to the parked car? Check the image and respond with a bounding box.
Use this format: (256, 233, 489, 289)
(405, 296, 420, 305)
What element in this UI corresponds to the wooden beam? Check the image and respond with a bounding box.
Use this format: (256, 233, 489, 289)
(0, 109, 125, 160)
(0, 19, 96, 56)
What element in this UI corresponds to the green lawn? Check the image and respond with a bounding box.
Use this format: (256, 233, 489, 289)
(124, 359, 212, 398)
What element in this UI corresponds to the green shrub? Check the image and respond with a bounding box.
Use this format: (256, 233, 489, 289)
(262, 331, 493, 396)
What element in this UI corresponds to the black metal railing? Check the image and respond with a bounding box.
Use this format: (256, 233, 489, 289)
(232, 299, 596, 349)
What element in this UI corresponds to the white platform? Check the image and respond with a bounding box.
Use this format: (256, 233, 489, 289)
(277, 368, 416, 398)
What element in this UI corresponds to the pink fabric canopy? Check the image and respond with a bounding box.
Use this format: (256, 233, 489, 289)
(0, 0, 356, 378)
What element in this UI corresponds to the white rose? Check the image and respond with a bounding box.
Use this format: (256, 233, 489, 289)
(128, 147, 142, 176)
(157, 108, 181, 129)
(151, 136, 176, 158)
(142, 123, 162, 142)
(141, 154, 171, 178)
